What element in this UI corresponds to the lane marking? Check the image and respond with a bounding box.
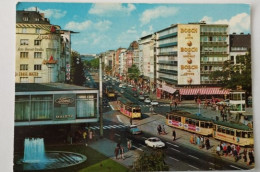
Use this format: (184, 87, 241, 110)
(89, 127, 96, 130)
(110, 125, 117, 128)
(116, 116, 122, 124)
(188, 164, 199, 170)
(170, 148, 180, 152)
(110, 104, 114, 110)
(133, 145, 144, 152)
(229, 165, 243, 170)
(169, 156, 179, 162)
(166, 142, 179, 147)
(118, 125, 126, 127)
(188, 155, 199, 160)
(115, 133, 120, 137)
(209, 162, 215, 166)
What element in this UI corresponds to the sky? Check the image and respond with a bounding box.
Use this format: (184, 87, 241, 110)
(16, 3, 250, 54)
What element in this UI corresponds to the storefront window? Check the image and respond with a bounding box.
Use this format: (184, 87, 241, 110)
(31, 95, 53, 120)
(76, 94, 97, 118)
(15, 96, 30, 121)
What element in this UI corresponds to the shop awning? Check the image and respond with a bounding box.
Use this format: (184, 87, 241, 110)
(179, 87, 230, 95)
(161, 85, 177, 94)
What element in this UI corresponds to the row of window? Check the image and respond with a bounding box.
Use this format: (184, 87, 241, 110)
(231, 47, 248, 51)
(201, 56, 228, 62)
(20, 77, 42, 83)
(200, 26, 227, 32)
(20, 52, 42, 58)
(20, 39, 41, 46)
(202, 46, 228, 52)
(202, 65, 223, 71)
(158, 37, 177, 45)
(22, 17, 40, 22)
(216, 127, 252, 138)
(200, 36, 227, 42)
(158, 27, 177, 38)
(159, 47, 177, 53)
(20, 64, 42, 71)
(21, 28, 41, 34)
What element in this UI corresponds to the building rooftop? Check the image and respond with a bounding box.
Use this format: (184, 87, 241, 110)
(230, 33, 251, 49)
(15, 83, 96, 92)
(16, 10, 50, 24)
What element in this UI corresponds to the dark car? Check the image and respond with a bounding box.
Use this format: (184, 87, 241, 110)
(126, 125, 142, 135)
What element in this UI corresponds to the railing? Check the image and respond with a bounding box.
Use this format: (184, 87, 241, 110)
(200, 41, 228, 46)
(158, 51, 177, 56)
(158, 32, 178, 40)
(159, 42, 177, 48)
(157, 69, 178, 75)
(201, 51, 228, 55)
(157, 60, 178, 66)
(200, 31, 228, 35)
(200, 61, 224, 65)
(159, 77, 177, 84)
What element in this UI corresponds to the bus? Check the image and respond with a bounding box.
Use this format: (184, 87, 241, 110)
(213, 120, 254, 146)
(106, 86, 115, 98)
(166, 111, 254, 146)
(117, 97, 141, 119)
(166, 111, 213, 136)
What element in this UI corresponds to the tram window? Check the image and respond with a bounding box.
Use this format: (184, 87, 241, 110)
(236, 131, 241, 137)
(217, 127, 221, 132)
(174, 116, 177, 121)
(196, 121, 199, 126)
(133, 108, 140, 113)
(242, 132, 247, 138)
(230, 130, 235, 136)
(185, 118, 189, 124)
(248, 132, 253, 138)
(209, 123, 213, 128)
(166, 114, 169, 119)
(178, 117, 181, 122)
(192, 120, 196, 125)
(226, 129, 230, 135)
(213, 125, 216, 130)
(205, 122, 209, 128)
(222, 128, 226, 133)
(189, 119, 192, 124)
(201, 122, 205, 128)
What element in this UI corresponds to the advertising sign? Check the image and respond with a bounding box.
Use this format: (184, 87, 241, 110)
(177, 24, 200, 85)
(54, 94, 76, 120)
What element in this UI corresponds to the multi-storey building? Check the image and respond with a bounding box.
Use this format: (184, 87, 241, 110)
(114, 48, 124, 78)
(119, 49, 126, 79)
(16, 10, 72, 83)
(229, 33, 251, 65)
(156, 22, 230, 100)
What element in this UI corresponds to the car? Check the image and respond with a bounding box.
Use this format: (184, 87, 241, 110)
(133, 92, 138, 97)
(132, 87, 137, 91)
(119, 84, 123, 88)
(151, 100, 159, 106)
(144, 98, 151, 103)
(138, 95, 145, 101)
(120, 89, 124, 94)
(126, 125, 142, 135)
(122, 85, 127, 89)
(128, 84, 134, 87)
(145, 137, 165, 148)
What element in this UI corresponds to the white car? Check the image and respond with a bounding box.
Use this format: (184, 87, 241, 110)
(145, 137, 165, 148)
(128, 84, 134, 87)
(144, 98, 151, 103)
(151, 100, 159, 106)
(119, 84, 123, 88)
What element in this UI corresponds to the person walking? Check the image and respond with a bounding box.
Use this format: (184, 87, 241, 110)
(205, 137, 210, 150)
(157, 125, 162, 135)
(127, 139, 132, 150)
(82, 130, 87, 146)
(89, 130, 93, 142)
(172, 130, 176, 141)
(243, 148, 248, 163)
(114, 146, 119, 159)
(120, 146, 125, 160)
(248, 149, 254, 165)
(216, 145, 221, 156)
(174, 100, 178, 109)
(190, 135, 194, 144)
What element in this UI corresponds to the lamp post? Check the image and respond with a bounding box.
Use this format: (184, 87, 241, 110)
(99, 55, 103, 137)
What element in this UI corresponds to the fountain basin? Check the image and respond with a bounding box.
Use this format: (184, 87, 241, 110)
(14, 151, 87, 171)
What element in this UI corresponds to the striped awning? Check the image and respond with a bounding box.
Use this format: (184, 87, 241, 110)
(161, 85, 177, 94)
(179, 87, 230, 95)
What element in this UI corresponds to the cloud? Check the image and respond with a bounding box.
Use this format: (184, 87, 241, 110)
(140, 6, 178, 25)
(65, 20, 92, 31)
(127, 26, 137, 34)
(89, 3, 136, 16)
(141, 25, 154, 37)
(201, 13, 250, 33)
(25, 7, 67, 19)
(95, 20, 112, 31)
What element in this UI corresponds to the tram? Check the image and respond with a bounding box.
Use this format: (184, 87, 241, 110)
(117, 97, 141, 119)
(166, 111, 254, 146)
(105, 86, 116, 98)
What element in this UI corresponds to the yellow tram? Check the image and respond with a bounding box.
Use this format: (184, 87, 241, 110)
(166, 111, 213, 136)
(105, 86, 115, 98)
(117, 97, 141, 119)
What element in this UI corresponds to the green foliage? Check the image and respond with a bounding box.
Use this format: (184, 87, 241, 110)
(70, 51, 85, 86)
(132, 150, 169, 171)
(209, 50, 252, 97)
(127, 65, 140, 81)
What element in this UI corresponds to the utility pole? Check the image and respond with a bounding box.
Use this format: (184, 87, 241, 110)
(99, 55, 103, 137)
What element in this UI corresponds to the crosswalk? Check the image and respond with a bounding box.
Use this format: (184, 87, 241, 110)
(86, 124, 127, 130)
(139, 104, 169, 107)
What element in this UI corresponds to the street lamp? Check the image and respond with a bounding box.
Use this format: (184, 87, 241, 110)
(99, 55, 104, 137)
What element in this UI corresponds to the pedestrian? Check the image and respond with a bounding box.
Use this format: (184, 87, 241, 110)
(233, 148, 238, 162)
(243, 148, 248, 163)
(120, 146, 125, 160)
(190, 135, 194, 144)
(196, 135, 200, 145)
(205, 137, 210, 150)
(174, 100, 178, 109)
(162, 125, 166, 134)
(127, 139, 132, 150)
(82, 130, 87, 146)
(172, 130, 176, 141)
(200, 136, 204, 148)
(89, 130, 93, 142)
(216, 144, 221, 156)
(114, 146, 119, 159)
(227, 144, 232, 156)
(193, 134, 196, 144)
(236, 145, 240, 155)
(248, 149, 254, 165)
(157, 125, 162, 135)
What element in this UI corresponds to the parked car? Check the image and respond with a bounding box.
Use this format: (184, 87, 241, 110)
(138, 95, 145, 101)
(128, 84, 134, 88)
(122, 85, 127, 89)
(120, 89, 124, 94)
(133, 92, 138, 97)
(119, 84, 123, 88)
(144, 98, 151, 103)
(126, 125, 142, 135)
(145, 137, 165, 148)
(151, 100, 159, 106)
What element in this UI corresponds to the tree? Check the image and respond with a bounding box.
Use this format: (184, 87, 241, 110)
(132, 150, 169, 171)
(70, 51, 85, 86)
(210, 50, 252, 101)
(128, 64, 140, 81)
(90, 58, 99, 69)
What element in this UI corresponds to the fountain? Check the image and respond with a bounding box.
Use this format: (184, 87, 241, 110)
(14, 138, 87, 171)
(23, 138, 46, 163)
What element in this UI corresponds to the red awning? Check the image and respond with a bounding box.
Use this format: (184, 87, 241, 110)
(162, 85, 177, 94)
(179, 87, 230, 95)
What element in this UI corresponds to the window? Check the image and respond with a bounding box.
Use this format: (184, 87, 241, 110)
(31, 95, 53, 120)
(217, 126, 221, 132)
(204, 66, 208, 70)
(200, 122, 205, 128)
(34, 52, 42, 58)
(22, 28, 27, 33)
(20, 64, 28, 71)
(222, 128, 226, 133)
(36, 28, 40, 33)
(20, 77, 28, 83)
(34, 40, 41, 46)
(230, 130, 235, 136)
(76, 94, 97, 118)
(35, 18, 40, 21)
(236, 131, 241, 137)
(20, 39, 29, 45)
(15, 96, 30, 121)
(34, 64, 42, 71)
(226, 129, 230, 135)
(231, 56, 234, 61)
(34, 77, 42, 83)
(20, 52, 28, 58)
(209, 36, 213, 42)
(23, 17, 28, 21)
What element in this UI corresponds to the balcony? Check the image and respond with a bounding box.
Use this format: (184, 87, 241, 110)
(200, 41, 228, 46)
(200, 31, 228, 36)
(158, 32, 178, 40)
(157, 69, 178, 75)
(200, 71, 212, 75)
(158, 77, 177, 84)
(159, 42, 177, 48)
(157, 60, 178, 66)
(158, 51, 177, 56)
(201, 51, 228, 56)
(200, 61, 224, 65)
(200, 80, 219, 84)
